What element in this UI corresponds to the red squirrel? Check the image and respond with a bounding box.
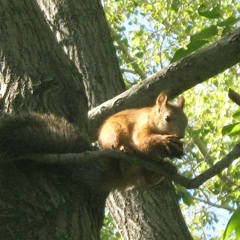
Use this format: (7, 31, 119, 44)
(0, 93, 187, 192)
(98, 92, 188, 187)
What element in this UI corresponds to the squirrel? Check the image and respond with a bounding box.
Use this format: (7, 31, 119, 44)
(0, 92, 187, 192)
(98, 92, 188, 187)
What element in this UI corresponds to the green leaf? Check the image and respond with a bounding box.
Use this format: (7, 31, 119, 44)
(223, 205, 240, 240)
(187, 39, 208, 51)
(233, 109, 240, 120)
(218, 16, 240, 27)
(198, 4, 221, 19)
(182, 191, 193, 206)
(222, 26, 232, 36)
(190, 26, 218, 41)
(171, 0, 180, 12)
(171, 39, 209, 62)
(177, 187, 193, 206)
(122, 38, 129, 47)
(222, 122, 240, 136)
(135, 52, 144, 58)
(171, 48, 190, 62)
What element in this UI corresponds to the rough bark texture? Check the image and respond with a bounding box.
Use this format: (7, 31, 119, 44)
(0, 0, 88, 132)
(0, 0, 107, 239)
(37, 0, 125, 108)
(108, 181, 192, 240)
(0, 162, 107, 240)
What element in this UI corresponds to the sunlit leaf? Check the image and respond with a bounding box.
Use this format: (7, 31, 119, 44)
(190, 26, 218, 41)
(171, 48, 190, 62)
(218, 16, 240, 27)
(182, 191, 193, 206)
(198, 4, 221, 19)
(171, 39, 209, 62)
(222, 26, 232, 35)
(135, 52, 144, 58)
(171, 0, 179, 12)
(222, 123, 240, 136)
(223, 205, 240, 240)
(233, 109, 240, 120)
(177, 187, 193, 206)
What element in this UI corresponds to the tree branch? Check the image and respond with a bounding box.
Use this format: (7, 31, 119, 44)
(176, 144, 240, 188)
(21, 143, 240, 189)
(192, 196, 235, 212)
(88, 27, 240, 141)
(228, 88, 240, 106)
(109, 26, 147, 80)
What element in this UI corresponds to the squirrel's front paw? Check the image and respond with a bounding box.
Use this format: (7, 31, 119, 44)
(161, 135, 185, 158)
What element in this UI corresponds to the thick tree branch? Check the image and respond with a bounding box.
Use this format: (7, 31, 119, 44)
(21, 143, 240, 189)
(88, 27, 240, 141)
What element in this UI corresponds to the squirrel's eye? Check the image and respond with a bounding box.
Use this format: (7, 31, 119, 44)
(165, 115, 171, 123)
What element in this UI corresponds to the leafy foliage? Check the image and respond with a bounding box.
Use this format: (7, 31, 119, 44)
(177, 186, 194, 206)
(222, 106, 240, 240)
(101, 210, 122, 240)
(223, 205, 240, 240)
(222, 109, 240, 136)
(101, 0, 240, 239)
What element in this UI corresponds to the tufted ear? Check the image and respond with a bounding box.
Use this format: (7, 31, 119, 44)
(177, 96, 185, 108)
(156, 92, 168, 111)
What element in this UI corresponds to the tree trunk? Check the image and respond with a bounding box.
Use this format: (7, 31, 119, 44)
(36, 0, 125, 108)
(0, 0, 88, 132)
(108, 180, 192, 240)
(0, 162, 107, 239)
(0, 0, 107, 239)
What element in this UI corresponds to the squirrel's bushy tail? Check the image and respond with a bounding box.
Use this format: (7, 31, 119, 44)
(0, 113, 91, 162)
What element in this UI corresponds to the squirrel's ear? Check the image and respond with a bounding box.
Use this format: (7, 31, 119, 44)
(156, 92, 168, 109)
(177, 96, 185, 108)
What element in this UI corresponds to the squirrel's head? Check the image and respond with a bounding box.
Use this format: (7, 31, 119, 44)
(150, 92, 188, 138)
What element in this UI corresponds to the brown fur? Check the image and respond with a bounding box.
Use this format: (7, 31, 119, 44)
(98, 92, 188, 188)
(98, 92, 188, 158)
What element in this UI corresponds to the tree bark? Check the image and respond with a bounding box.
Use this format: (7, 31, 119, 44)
(0, 162, 107, 240)
(0, 0, 88, 132)
(0, 0, 107, 239)
(108, 181, 192, 240)
(36, 0, 125, 108)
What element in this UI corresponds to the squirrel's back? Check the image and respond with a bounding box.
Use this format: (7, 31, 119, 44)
(98, 107, 151, 150)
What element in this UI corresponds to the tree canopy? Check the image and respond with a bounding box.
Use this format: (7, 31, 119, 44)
(100, 1, 240, 239)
